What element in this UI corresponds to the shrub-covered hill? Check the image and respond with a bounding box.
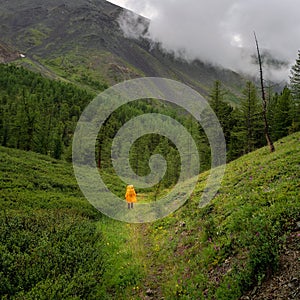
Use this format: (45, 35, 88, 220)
(0, 147, 102, 298)
(0, 132, 299, 299)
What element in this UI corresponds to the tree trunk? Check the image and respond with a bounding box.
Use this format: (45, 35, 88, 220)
(254, 32, 275, 152)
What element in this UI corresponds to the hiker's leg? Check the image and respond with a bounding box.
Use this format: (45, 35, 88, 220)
(131, 202, 133, 208)
(128, 203, 130, 209)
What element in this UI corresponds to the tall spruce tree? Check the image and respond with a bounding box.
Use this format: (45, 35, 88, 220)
(240, 81, 263, 153)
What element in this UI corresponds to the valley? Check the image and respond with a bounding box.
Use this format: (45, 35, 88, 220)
(0, 1, 299, 299)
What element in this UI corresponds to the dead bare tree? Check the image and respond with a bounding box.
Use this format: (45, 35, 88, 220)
(254, 32, 275, 152)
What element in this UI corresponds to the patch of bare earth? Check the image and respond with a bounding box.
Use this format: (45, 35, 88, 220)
(137, 224, 165, 300)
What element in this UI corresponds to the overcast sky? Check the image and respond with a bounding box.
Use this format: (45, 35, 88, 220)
(108, 0, 300, 81)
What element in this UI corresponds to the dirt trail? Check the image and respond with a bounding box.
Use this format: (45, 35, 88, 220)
(127, 223, 165, 300)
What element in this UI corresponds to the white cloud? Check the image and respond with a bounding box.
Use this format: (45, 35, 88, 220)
(109, 0, 300, 81)
(118, 10, 148, 39)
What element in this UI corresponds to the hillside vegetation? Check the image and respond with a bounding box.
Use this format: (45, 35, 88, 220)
(0, 64, 211, 187)
(1, 2, 300, 299)
(138, 132, 300, 299)
(0, 146, 143, 299)
(1, 132, 299, 299)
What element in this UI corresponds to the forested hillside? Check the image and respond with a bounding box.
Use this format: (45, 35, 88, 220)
(1, 62, 299, 189)
(0, 65, 94, 159)
(0, 64, 208, 191)
(0, 58, 299, 299)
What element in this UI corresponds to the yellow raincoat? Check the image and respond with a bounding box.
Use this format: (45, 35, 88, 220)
(125, 185, 137, 203)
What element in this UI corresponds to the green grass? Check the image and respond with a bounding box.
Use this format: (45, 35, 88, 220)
(140, 132, 300, 299)
(21, 27, 49, 50)
(97, 219, 146, 299)
(1, 132, 299, 299)
(0, 146, 143, 299)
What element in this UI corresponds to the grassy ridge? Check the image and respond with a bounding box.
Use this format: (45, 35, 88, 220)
(139, 132, 300, 299)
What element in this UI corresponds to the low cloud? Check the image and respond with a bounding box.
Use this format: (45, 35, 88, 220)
(118, 10, 148, 39)
(115, 0, 300, 82)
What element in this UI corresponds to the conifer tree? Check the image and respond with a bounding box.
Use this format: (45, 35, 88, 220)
(289, 50, 300, 131)
(240, 81, 264, 153)
(271, 87, 293, 140)
(229, 81, 264, 158)
(209, 80, 233, 145)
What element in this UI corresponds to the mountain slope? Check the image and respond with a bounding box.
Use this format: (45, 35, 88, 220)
(0, 146, 106, 298)
(0, 0, 245, 99)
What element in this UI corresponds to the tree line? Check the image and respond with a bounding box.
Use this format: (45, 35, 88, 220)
(0, 65, 94, 160)
(1, 50, 299, 189)
(211, 50, 299, 161)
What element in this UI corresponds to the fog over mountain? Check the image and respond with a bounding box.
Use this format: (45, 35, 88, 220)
(109, 0, 300, 82)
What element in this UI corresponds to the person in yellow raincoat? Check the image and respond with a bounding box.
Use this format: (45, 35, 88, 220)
(125, 185, 137, 209)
